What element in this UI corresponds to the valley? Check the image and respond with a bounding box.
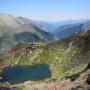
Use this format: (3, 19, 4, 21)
(0, 13, 90, 90)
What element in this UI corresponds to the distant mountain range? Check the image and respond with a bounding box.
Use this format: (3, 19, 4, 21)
(33, 19, 90, 39)
(0, 13, 90, 50)
(32, 19, 89, 33)
(54, 23, 83, 39)
(54, 20, 90, 39)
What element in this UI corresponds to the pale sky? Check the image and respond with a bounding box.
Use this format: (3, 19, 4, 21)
(0, 0, 90, 22)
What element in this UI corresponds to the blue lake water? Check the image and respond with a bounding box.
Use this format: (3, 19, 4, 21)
(0, 64, 51, 83)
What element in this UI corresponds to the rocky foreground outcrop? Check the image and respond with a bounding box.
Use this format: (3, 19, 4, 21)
(22, 69, 90, 90)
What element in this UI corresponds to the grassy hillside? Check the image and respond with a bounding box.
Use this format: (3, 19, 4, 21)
(0, 30, 90, 83)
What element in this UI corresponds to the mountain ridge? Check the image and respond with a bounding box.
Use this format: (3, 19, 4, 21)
(0, 13, 57, 49)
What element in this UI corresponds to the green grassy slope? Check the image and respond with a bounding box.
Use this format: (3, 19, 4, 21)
(0, 30, 90, 82)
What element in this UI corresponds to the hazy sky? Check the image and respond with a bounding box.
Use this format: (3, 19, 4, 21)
(0, 0, 90, 22)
